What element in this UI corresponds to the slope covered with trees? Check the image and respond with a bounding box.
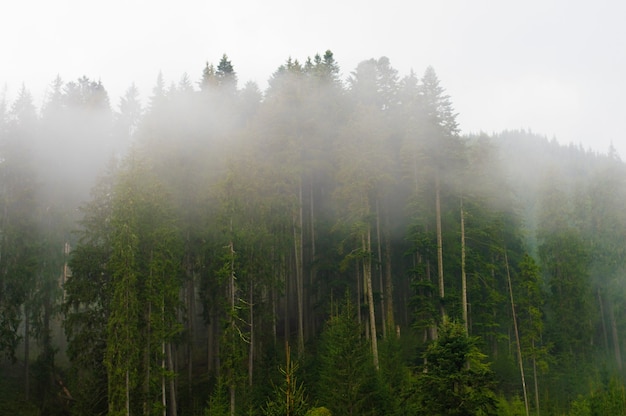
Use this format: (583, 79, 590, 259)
(1, 51, 626, 415)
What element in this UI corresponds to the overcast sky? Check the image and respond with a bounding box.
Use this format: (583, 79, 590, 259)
(3, 0, 625, 156)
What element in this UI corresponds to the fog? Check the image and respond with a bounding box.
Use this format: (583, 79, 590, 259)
(2, 51, 626, 414)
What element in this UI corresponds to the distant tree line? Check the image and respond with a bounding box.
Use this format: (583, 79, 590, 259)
(1, 51, 626, 415)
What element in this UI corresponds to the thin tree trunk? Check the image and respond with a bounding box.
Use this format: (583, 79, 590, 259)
(375, 198, 386, 338)
(383, 209, 395, 337)
(598, 289, 609, 352)
(363, 230, 379, 371)
(248, 281, 254, 386)
(609, 299, 623, 371)
(356, 261, 361, 328)
(24, 303, 29, 401)
(126, 369, 130, 416)
(167, 342, 178, 416)
(272, 283, 277, 347)
(143, 301, 151, 415)
(532, 339, 540, 416)
(435, 174, 445, 318)
(293, 183, 305, 357)
(228, 237, 236, 416)
(186, 274, 195, 401)
(460, 198, 468, 333)
(162, 340, 166, 416)
(309, 183, 317, 337)
(505, 250, 530, 416)
(207, 307, 215, 375)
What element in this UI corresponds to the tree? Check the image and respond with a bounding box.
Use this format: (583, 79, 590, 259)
(216, 54, 238, 92)
(414, 319, 498, 415)
(0, 86, 40, 363)
(513, 254, 549, 415)
(103, 154, 183, 416)
(263, 345, 308, 416)
(418, 66, 462, 320)
(315, 295, 381, 416)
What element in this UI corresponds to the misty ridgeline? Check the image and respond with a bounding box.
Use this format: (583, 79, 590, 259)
(1, 51, 626, 416)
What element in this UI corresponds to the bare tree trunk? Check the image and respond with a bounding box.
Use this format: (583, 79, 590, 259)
(126, 369, 130, 416)
(293, 181, 305, 356)
(383, 210, 395, 337)
(505, 250, 529, 416)
(356, 261, 361, 328)
(143, 301, 151, 415)
(309, 184, 317, 337)
(186, 275, 195, 401)
(162, 341, 166, 416)
(598, 289, 609, 352)
(248, 282, 254, 386)
(532, 339, 540, 416)
(460, 198, 468, 333)
(272, 283, 277, 347)
(375, 198, 386, 338)
(363, 230, 379, 371)
(228, 238, 236, 416)
(24, 303, 29, 401)
(167, 342, 178, 416)
(609, 299, 623, 371)
(435, 174, 445, 318)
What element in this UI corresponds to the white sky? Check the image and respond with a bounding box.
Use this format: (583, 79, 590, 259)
(2, 0, 626, 156)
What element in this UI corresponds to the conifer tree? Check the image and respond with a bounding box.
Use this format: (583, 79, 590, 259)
(415, 319, 497, 415)
(315, 295, 381, 416)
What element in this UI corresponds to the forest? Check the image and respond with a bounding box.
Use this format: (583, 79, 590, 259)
(1, 50, 626, 416)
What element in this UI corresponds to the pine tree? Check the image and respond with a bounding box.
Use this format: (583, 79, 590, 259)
(315, 295, 381, 416)
(263, 345, 308, 416)
(415, 319, 498, 415)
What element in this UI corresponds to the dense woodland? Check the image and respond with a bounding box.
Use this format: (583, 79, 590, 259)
(2, 51, 626, 415)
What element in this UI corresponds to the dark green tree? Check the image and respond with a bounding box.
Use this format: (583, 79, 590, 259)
(414, 319, 498, 415)
(263, 345, 308, 416)
(314, 296, 381, 416)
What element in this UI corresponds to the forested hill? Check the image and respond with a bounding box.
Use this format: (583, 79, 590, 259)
(1, 52, 626, 415)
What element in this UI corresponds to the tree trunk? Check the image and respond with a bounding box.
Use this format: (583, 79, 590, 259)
(162, 341, 166, 416)
(375, 198, 386, 338)
(167, 342, 178, 416)
(248, 281, 254, 386)
(24, 303, 29, 401)
(460, 198, 468, 333)
(309, 183, 317, 338)
(143, 301, 151, 415)
(186, 274, 195, 401)
(435, 174, 445, 318)
(293, 181, 305, 357)
(609, 299, 623, 371)
(363, 230, 379, 371)
(532, 339, 540, 416)
(505, 250, 529, 416)
(126, 369, 130, 416)
(598, 289, 609, 352)
(383, 210, 395, 337)
(228, 238, 236, 416)
(356, 261, 361, 328)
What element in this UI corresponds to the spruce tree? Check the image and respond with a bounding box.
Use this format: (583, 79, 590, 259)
(315, 296, 381, 416)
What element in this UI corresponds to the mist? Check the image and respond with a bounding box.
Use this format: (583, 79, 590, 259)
(1, 51, 626, 414)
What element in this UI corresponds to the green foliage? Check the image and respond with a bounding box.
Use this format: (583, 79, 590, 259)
(414, 319, 498, 415)
(305, 407, 332, 416)
(5, 51, 626, 416)
(569, 378, 626, 416)
(495, 394, 526, 416)
(539, 228, 592, 364)
(314, 295, 383, 416)
(263, 345, 308, 416)
(205, 377, 231, 416)
(105, 155, 184, 414)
